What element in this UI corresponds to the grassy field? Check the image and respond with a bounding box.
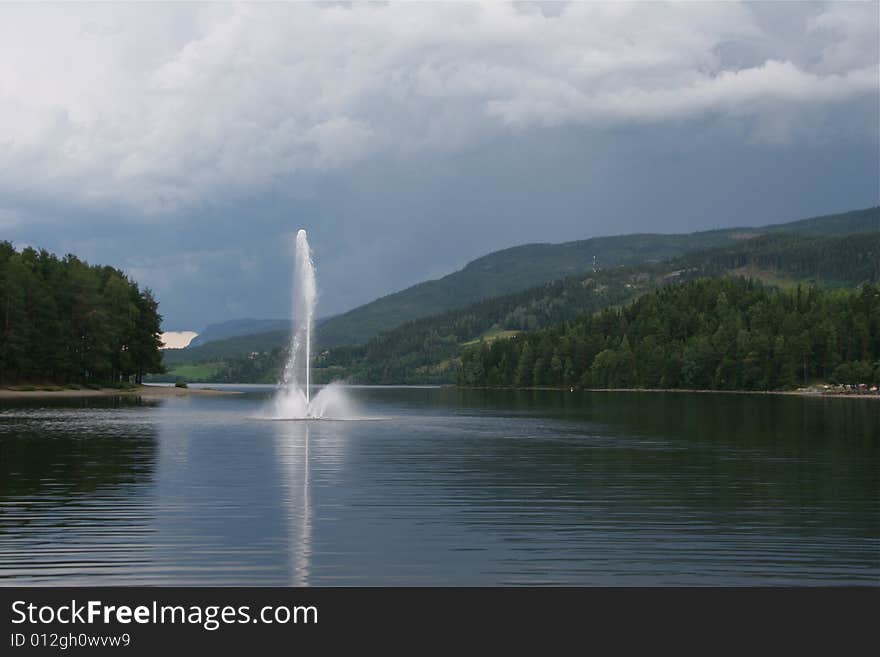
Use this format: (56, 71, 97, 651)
(461, 328, 521, 347)
(162, 362, 226, 382)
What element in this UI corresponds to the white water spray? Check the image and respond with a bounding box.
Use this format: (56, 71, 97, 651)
(273, 230, 352, 419)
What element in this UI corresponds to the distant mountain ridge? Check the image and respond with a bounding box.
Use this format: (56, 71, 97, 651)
(162, 329, 291, 367)
(163, 315, 338, 366)
(315, 206, 879, 346)
(189, 318, 290, 347)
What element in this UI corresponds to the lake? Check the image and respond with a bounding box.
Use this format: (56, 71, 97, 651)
(0, 385, 877, 585)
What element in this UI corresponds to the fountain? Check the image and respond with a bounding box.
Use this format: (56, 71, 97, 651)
(273, 230, 351, 419)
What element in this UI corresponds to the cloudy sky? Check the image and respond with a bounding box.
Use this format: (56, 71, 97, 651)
(1, 2, 877, 330)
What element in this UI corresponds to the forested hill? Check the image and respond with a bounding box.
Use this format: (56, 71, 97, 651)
(315, 229, 880, 384)
(161, 227, 880, 385)
(316, 206, 879, 346)
(459, 279, 880, 390)
(0, 242, 164, 385)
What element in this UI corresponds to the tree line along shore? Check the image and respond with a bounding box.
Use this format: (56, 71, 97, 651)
(0, 242, 164, 386)
(458, 278, 880, 392)
(455, 385, 879, 399)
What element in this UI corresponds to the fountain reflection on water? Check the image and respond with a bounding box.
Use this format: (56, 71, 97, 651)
(274, 422, 311, 585)
(272, 230, 352, 420)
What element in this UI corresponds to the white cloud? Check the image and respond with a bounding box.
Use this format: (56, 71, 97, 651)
(0, 2, 876, 217)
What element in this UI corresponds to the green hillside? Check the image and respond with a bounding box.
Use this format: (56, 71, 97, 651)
(156, 208, 880, 383)
(158, 226, 880, 384)
(315, 206, 879, 346)
(319, 230, 880, 384)
(460, 278, 880, 390)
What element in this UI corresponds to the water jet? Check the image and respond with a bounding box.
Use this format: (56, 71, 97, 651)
(273, 230, 351, 419)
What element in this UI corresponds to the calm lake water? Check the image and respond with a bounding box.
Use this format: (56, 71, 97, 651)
(0, 386, 877, 585)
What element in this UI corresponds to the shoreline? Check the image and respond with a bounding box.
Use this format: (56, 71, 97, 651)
(2, 383, 874, 401)
(456, 385, 879, 400)
(0, 384, 241, 399)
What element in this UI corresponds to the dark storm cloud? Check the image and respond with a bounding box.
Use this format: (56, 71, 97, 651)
(0, 2, 877, 329)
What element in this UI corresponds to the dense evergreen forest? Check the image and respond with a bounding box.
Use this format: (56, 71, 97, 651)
(460, 279, 880, 389)
(0, 242, 164, 385)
